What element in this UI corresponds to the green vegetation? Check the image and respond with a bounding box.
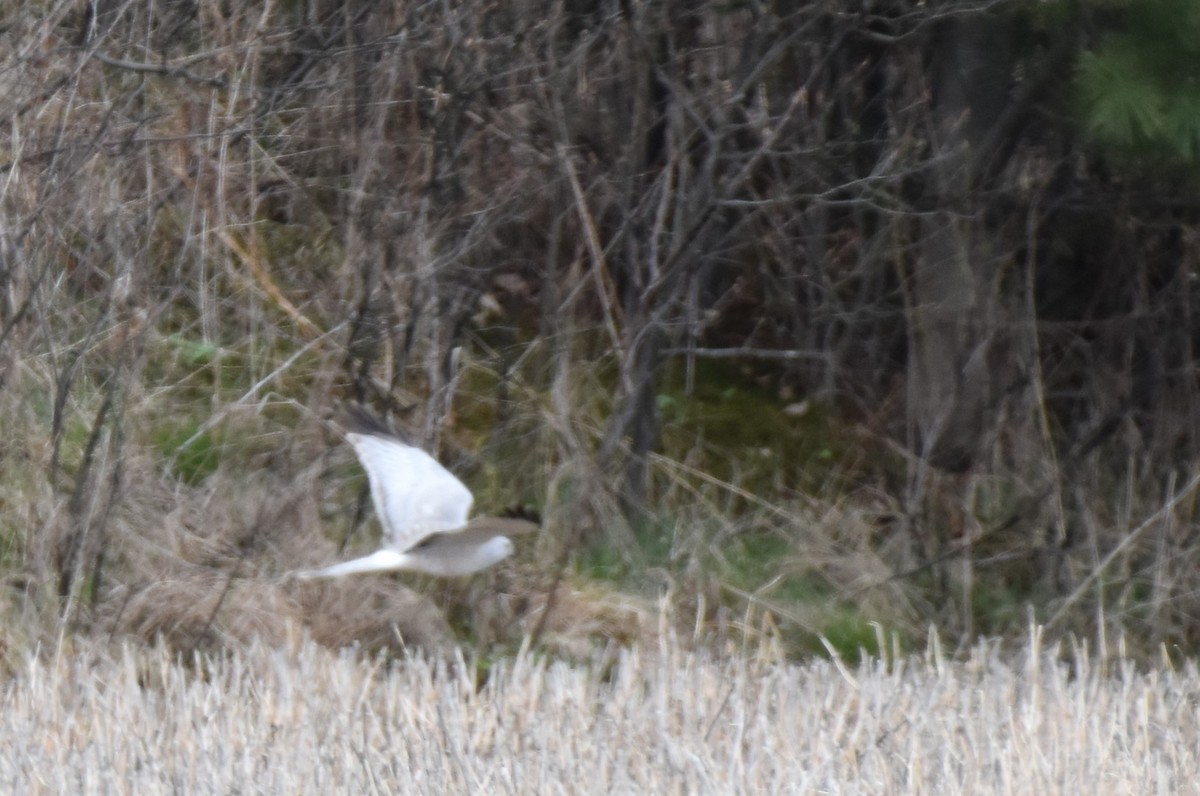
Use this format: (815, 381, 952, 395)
(153, 421, 223, 486)
(1075, 0, 1200, 164)
(1, 0, 1199, 669)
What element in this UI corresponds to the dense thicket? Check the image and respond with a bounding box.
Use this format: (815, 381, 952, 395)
(3, 0, 1200, 657)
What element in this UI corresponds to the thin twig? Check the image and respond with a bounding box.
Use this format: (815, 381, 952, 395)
(93, 51, 228, 89)
(1045, 471, 1200, 631)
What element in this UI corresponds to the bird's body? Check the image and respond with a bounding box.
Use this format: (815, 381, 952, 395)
(295, 409, 536, 580)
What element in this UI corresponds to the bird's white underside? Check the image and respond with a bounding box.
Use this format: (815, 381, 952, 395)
(295, 536, 515, 580)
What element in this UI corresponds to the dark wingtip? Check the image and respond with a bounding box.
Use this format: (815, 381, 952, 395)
(339, 403, 411, 442)
(498, 504, 541, 525)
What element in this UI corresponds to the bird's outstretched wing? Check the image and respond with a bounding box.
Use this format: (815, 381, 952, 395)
(345, 431, 474, 553)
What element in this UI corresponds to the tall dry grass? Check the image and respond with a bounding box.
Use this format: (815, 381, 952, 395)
(1, 628, 1197, 794)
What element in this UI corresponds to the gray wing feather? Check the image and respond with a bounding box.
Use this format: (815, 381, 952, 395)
(346, 432, 474, 552)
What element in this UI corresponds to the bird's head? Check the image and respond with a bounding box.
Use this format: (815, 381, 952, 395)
(484, 535, 516, 567)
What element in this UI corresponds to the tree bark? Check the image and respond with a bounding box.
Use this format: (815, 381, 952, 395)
(909, 15, 1014, 475)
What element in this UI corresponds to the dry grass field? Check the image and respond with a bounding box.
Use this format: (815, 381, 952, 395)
(1, 629, 1197, 795)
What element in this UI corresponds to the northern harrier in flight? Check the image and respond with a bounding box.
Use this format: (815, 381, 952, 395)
(295, 408, 537, 579)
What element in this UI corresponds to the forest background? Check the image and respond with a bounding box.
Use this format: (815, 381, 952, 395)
(1, 0, 1199, 665)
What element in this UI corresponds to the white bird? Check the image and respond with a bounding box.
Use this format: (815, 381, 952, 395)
(295, 408, 537, 580)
